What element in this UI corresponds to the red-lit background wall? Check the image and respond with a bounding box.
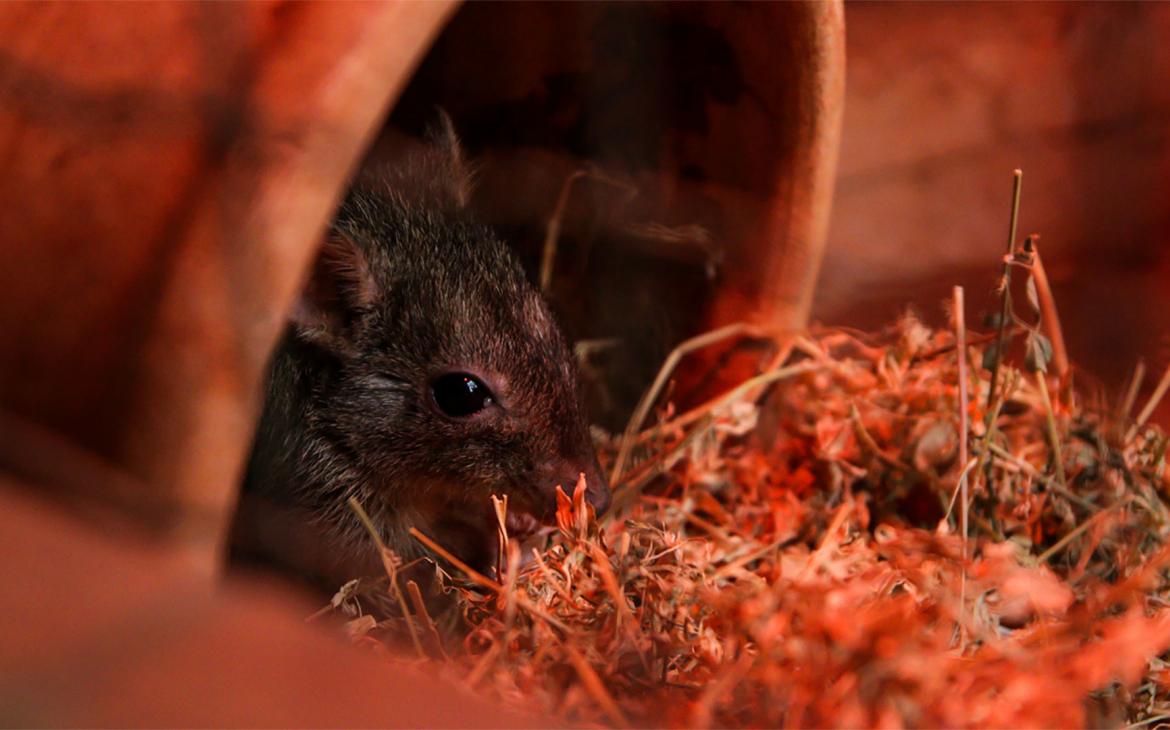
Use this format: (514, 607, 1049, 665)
(820, 2, 1170, 395)
(388, 2, 1169, 420)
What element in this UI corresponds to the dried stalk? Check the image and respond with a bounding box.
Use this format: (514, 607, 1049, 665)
(406, 579, 449, 660)
(1121, 360, 1147, 424)
(1035, 372, 1068, 488)
(986, 169, 1024, 412)
(1037, 503, 1122, 564)
(611, 322, 773, 485)
(347, 497, 424, 658)
(540, 168, 636, 293)
(954, 288, 971, 542)
(1026, 237, 1070, 381)
(635, 360, 825, 447)
(1129, 362, 1170, 443)
(564, 642, 629, 727)
(409, 526, 572, 633)
(339, 304, 1170, 728)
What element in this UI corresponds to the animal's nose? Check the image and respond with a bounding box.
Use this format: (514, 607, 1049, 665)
(582, 462, 611, 516)
(543, 456, 611, 518)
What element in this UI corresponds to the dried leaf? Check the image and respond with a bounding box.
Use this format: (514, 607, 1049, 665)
(1026, 273, 1041, 316)
(1025, 331, 1053, 373)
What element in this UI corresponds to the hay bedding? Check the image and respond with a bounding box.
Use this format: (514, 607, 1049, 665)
(330, 312, 1170, 728)
(329, 204, 1170, 727)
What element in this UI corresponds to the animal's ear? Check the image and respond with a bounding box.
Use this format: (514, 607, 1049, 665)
(290, 233, 378, 352)
(425, 108, 474, 209)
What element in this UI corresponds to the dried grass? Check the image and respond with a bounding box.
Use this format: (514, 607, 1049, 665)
(328, 169, 1170, 727)
(331, 309, 1170, 728)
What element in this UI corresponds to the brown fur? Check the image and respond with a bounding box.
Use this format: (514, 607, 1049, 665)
(233, 124, 609, 589)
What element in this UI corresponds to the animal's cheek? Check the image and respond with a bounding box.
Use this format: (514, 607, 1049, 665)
(419, 435, 516, 484)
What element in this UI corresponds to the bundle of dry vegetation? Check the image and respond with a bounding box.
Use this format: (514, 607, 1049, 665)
(332, 178, 1170, 728)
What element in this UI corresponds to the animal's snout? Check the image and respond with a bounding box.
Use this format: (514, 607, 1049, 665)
(540, 455, 611, 518)
(580, 462, 611, 517)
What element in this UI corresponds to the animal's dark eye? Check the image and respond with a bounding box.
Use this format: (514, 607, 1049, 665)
(431, 372, 494, 417)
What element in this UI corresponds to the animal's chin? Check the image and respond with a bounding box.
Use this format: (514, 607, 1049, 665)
(426, 494, 555, 577)
(504, 510, 543, 540)
(500, 511, 557, 569)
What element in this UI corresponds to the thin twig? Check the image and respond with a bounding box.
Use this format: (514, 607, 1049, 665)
(563, 642, 629, 727)
(406, 579, 449, 661)
(409, 526, 500, 591)
(954, 287, 971, 549)
(1120, 359, 1147, 424)
(1025, 237, 1070, 381)
(1037, 503, 1121, 564)
(986, 169, 1024, 412)
(975, 368, 1019, 502)
(540, 168, 636, 293)
(409, 527, 572, 633)
(347, 497, 425, 659)
(915, 330, 1001, 363)
(944, 458, 980, 525)
(983, 441, 1096, 511)
(611, 322, 774, 485)
(610, 416, 715, 514)
(954, 286, 971, 640)
(1035, 372, 1067, 488)
(491, 493, 509, 581)
(612, 360, 828, 512)
(712, 536, 787, 581)
(850, 403, 911, 471)
(1124, 713, 1170, 730)
(1128, 362, 1170, 443)
(634, 360, 825, 447)
(465, 642, 502, 688)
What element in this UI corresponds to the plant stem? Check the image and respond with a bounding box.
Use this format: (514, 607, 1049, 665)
(1128, 362, 1170, 443)
(347, 497, 424, 658)
(1035, 372, 1067, 488)
(986, 169, 1023, 412)
(611, 322, 772, 485)
(954, 286, 971, 642)
(1120, 359, 1147, 424)
(954, 287, 970, 556)
(1026, 237, 1069, 381)
(540, 168, 636, 293)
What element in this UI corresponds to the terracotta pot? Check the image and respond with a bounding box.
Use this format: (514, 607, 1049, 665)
(0, 3, 842, 721)
(0, 0, 843, 556)
(0, 1, 456, 566)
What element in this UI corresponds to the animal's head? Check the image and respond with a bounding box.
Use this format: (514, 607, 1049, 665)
(284, 121, 609, 567)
